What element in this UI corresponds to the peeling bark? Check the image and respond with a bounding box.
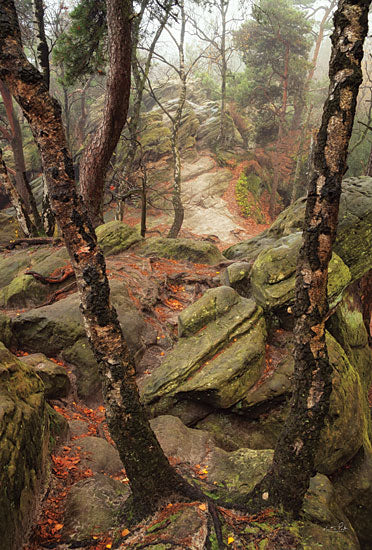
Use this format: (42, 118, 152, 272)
(79, 0, 132, 227)
(247, 0, 371, 517)
(0, 0, 205, 522)
(33, 0, 50, 89)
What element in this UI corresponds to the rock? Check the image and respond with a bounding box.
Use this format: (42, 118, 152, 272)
(95, 220, 142, 256)
(133, 237, 223, 265)
(224, 177, 372, 284)
(0, 343, 49, 550)
(149, 415, 358, 549)
(12, 280, 148, 398)
(142, 288, 266, 415)
(333, 446, 372, 549)
(62, 474, 129, 542)
(250, 232, 351, 313)
(139, 111, 172, 161)
(68, 419, 89, 438)
(0, 313, 14, 349)
(221, 261, 252, 297)
(71, 436, 123, 475)
(47, 403, 69, 447)
(62, 338, 101, 401)
(231, 331, 370, 475)
(0, 246, 70, 309)
(19, 353, 71, 400)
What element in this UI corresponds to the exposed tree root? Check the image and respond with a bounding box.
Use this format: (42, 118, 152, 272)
(25, 266, 75, 285)
(0, 237, 62, 250)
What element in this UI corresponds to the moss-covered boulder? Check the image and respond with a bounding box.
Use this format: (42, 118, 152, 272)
(229, 330, 370, 475)
(0, 246, 69, 309)
(12, 280, 148, 399)
(0, 313, 14, 349)
(139, 111, 172, 161)
(224, 177, 372, 283)
(19, 353, 71, 400)
(95, 220, 142, 256)
(133, 236, 223, 265)
(0, 344, 49, 550)
(250, 233, 351, 313)
(142, 287, 266, 417)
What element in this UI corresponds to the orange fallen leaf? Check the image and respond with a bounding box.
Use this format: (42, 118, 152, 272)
(54, 524, 63, 531)
(121, 528, 130, 537)
(198, 503, 207, 511)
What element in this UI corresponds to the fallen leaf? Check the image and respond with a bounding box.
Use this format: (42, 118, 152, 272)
(121, 528, 130, 537)
(228, 536, 234, 544)
(198, 503, 207, 511)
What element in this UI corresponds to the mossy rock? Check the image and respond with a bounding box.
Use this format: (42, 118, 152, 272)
(0, 313, 14, 349)
(0, 343, 49, 550)
(62, 338, 101, 400)
(134, 237, 223, 265)
(96, 220, 142, 256)
(250, 233, 351, 313)
(19, 353, 71, 400)
(46, 403, 69, 448)
(224, 177, 372, 284)
(0, 247, 70, 309)
(232, 331, 370, 475)
(142, 289, 266, 415)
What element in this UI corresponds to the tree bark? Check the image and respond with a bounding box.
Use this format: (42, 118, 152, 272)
(33, 0, 50, 89)
(218, 0, 228, 147)
(0, 148, 35, 237)
(0, 0, 201, 521)
(79, 0, 132, 227)
(247, 0, 371, 517)
(0, 80, 43, 234)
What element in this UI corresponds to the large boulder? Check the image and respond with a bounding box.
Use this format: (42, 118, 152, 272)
(62, 474, 130, 543)
(12, 280, 149, 399)
(250, 233, 351, 314)
(0, 344, 49, 550)
(0, 246, 69, 309)
(224, 177, 372, 283)
(142, 287, 266, 418)
(95, 220, 142, 256)
(133, 236, 223, 265)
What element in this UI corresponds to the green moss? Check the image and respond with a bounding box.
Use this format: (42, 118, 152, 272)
(96, 220, 142, 256)
(235, 172, 266, 223)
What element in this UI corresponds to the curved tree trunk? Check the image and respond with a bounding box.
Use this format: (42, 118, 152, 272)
(79, 0, 132, 227)
(0, 0, 201, 522)
(246, 0, 371, 517)
(0, 149, 36, 237)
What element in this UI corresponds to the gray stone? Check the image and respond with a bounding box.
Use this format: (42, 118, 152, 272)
(20, 353, 70, 400)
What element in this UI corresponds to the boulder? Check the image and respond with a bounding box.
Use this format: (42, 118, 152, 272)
(62, 474, 130, 542)
(333, 446, 372, 549)
(70, 436, 123, 475)
(95, 220, 142, 256)
(224, 177, 372, 283)
(19, 353, 71, 400)
(0, 344, 49, 550)
(250, 233, 351, 313)
(0, 246, 69, 309)
(12, 280, 148, 399)
(133, 237, 223, 265)
(142, 287, 266, 416)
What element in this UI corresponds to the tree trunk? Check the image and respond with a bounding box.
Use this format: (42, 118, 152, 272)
(167, 0, 186, 239)
(79, 0, 132, 227)
(218, 0, 228, 147)
(0, 0, 201, 522)
(0, 80, 43, 234)
(0, 148, 36, 237)
(247, 0, 371, 517)
(33, 0, 50, 89)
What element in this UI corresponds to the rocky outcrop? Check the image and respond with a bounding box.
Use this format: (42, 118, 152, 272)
(142, 287, 266, 418)
(19, 353, 71, 400)
(95, 220, 142, 256)
(133, 236, 223, 265)
(0, 344, 49, 550)
(11, 280, 153, 399)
